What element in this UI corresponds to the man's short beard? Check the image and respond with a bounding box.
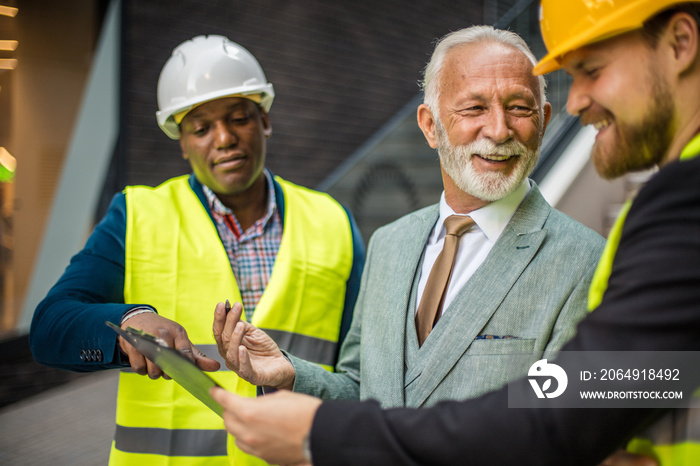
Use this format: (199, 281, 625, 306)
(435, 120, 540, 202)
(591, 66, 675, 179)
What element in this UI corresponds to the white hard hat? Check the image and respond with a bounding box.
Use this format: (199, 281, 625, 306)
(155, 35, 275, 139)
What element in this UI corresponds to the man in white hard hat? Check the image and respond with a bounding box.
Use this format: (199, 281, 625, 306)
(206, 0, 700, 464)
(29, 35, 364, 466)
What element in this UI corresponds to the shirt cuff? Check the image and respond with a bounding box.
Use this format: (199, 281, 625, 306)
(120, 306, 157, 325)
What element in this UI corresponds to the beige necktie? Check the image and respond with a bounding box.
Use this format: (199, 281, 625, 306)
(415, 214, 475, 346)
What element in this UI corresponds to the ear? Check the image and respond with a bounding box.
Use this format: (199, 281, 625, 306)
(417, 104, 438, 149)
(179, 138, 189, 160)
(664, 12, 699, 75)
(542, 102, 553, 132)
(259, 109, 273, 138)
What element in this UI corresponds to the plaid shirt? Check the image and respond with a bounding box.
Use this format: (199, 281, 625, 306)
(203, 170, 282, 321)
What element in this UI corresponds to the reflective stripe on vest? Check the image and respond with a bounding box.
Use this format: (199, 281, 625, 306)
(586, 134, 700, 465)
(114, 175, 353, 465)
(203, 331, 338, 369)
(114, 425, 227, 456)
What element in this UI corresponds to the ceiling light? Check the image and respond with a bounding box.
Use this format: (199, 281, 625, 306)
(0, 59, 17, 69)
(0, 40, 18, 51)
(0, 6, 18, 17)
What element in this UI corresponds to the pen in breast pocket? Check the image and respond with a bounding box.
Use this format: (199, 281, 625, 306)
(225, 299, 231, 314)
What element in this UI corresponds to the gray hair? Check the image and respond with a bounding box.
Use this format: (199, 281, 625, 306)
(421, 26, 547, 118)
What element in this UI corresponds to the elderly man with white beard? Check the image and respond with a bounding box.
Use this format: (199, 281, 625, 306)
(212, 25, 604, 420)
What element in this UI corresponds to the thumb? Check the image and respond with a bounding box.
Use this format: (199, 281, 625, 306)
(194, 345, 221, 372)
(211, 386, 240, 411)
(213, 301, 227, 342)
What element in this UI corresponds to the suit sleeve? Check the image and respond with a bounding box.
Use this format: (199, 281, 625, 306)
(29, 193, 152, 371)
(310, 157, 700, 465)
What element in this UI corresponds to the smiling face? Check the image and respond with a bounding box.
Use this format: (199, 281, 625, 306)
(179, 97, 271, 199)
(418, 41, 550, 210)
(434, 115, 541, 203)
(563, 31, 675, 179)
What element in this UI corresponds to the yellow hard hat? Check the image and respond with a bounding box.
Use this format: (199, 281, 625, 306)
(534, 0, 698, 75)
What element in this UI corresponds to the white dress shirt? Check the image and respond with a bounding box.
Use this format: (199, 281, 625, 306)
(415, 180, 530, 317)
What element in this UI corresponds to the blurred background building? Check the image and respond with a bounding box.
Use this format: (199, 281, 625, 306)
(0, 0, 647, 463)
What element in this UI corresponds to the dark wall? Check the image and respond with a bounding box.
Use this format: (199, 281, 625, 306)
(118, 0, 485, 192)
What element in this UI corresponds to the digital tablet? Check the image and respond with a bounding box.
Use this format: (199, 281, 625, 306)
(106, 321, 223, 417)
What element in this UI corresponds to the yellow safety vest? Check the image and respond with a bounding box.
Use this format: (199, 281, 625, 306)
(110, 175, 353, 465)
(588, 134, 700, 465)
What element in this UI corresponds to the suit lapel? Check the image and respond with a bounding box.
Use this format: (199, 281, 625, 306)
(408, 185, 551, 407)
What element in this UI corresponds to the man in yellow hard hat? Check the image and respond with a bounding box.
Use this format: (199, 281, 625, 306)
(29, 35, 365, 465)
(536, 2, 700, 465)
(207, 1, 700, 464)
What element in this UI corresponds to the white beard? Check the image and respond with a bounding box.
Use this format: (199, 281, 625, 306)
(436, 122, 539, 202)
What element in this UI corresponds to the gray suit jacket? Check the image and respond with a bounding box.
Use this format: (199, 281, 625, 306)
(290, 184, 604, 408)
